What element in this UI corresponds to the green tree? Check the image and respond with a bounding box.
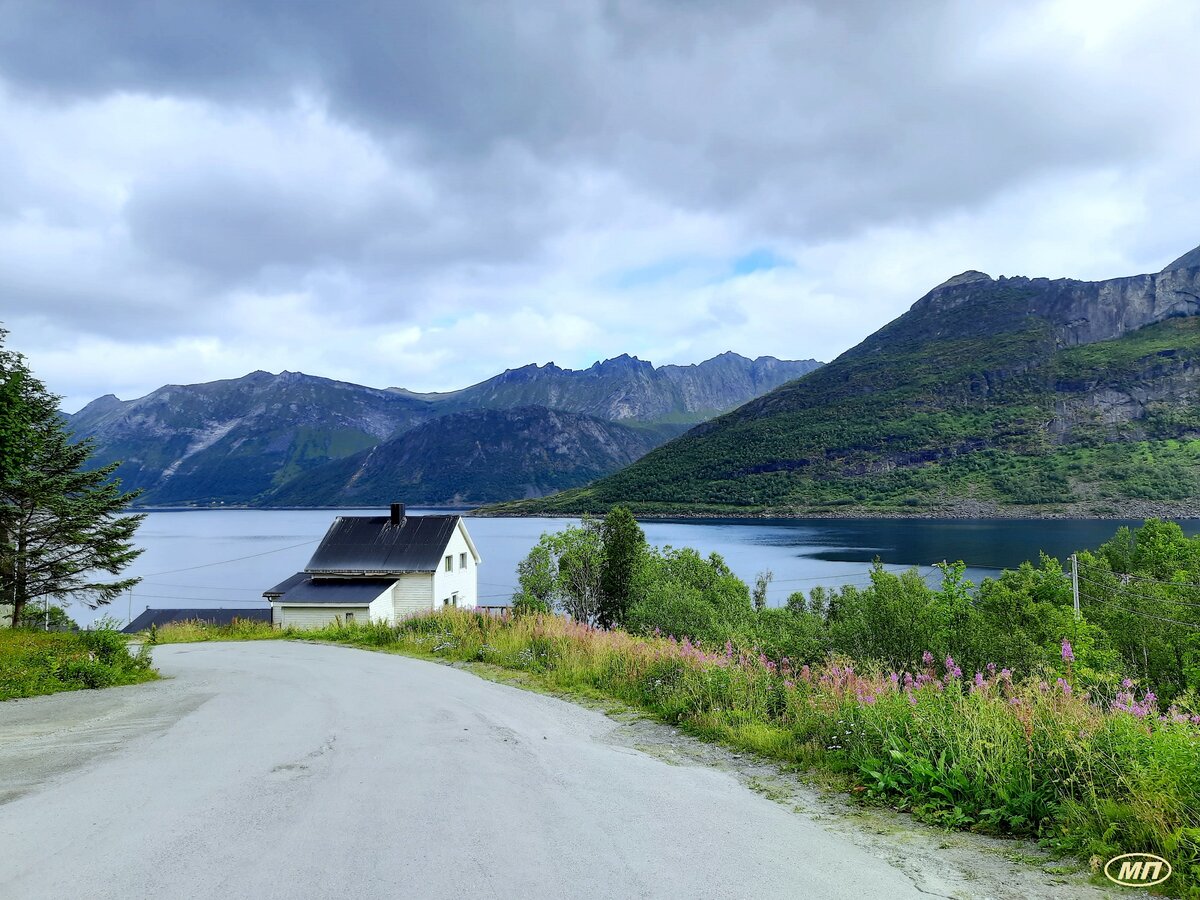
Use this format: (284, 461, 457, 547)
(752, 569, 773, 611)
(513, 542, 556, 611)
(0, 332, 144, 628)
(598, 506, 646, 629)
(513, 517, 606, 624)
(552, 516, 605, 624)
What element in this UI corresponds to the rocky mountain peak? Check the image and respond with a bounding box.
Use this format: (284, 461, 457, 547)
(1161, 243, 1200, 273)
(933, 270, 993, 291)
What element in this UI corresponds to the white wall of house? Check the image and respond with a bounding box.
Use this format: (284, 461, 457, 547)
(273, 604, 371, 629)
(392, 573, 434, 620)
(274, 583, 394, 629)
(431, 520, 480, 609)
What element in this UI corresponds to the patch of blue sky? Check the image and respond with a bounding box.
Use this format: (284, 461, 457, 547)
(730, 248, 793, 276)
(606, 256, 712, 290)
(606, 248, 793, 292)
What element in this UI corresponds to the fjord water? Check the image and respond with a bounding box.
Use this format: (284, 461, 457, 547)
(70, 509, 1199, 628)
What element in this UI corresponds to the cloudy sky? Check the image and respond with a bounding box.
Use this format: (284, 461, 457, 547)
(1, 0, 1197, 411)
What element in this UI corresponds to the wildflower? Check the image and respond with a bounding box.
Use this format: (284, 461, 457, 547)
(922, 650, 934, 667)
(783, 680, 795, 690)
(1061, 639, 1074, 663)
(1120, 677, 1134, 689)
(725, 640, 734, 660)
(944, 656, 962, 679)
(986, 662, 997, 675)
(1056, 677, 1072, 697)
(973, 672, 985, 690)
(999, 668, 1012, 681)
(1038, 681, 1050, 693)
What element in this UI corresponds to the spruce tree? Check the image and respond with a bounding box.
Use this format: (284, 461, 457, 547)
(598, 506, 646, 629)
(0, 330, 144, 627)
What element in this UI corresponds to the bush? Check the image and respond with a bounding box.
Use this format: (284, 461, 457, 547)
(0, 628, 157, 699)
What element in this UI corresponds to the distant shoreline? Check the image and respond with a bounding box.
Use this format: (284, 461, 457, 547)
(128, 501, 1200, 521)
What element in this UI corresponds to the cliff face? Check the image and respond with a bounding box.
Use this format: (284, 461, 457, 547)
(908, 249, 1200, 350)
(422, 352, 822, 423)
(503, 243, 1200, 516)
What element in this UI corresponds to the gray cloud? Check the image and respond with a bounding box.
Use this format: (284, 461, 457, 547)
(0, 0, 1196, 409)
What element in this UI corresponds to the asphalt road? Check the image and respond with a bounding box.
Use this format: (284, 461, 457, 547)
(0, 642, 964, 899)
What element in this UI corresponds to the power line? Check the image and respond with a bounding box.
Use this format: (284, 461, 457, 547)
(140, 581, 265, 592)
(1076, 573, 1200, 610)
(1079, 591, 1200, 630)
(1079, 565, 1200, 591)
(135, 539, 320, 578)
(128, 593, 269, 605)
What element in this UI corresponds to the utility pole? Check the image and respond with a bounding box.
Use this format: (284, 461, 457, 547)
(1071, 553, 1080, 620)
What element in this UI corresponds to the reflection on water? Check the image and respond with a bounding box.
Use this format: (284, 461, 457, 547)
(70, 509, 1198, 627)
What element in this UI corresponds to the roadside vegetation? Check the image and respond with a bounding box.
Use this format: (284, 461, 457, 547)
(0, 627, 156, 700)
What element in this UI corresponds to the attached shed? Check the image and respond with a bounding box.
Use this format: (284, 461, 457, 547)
(263, 503, 482, 629)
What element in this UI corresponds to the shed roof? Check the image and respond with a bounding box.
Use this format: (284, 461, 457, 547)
(122, 607, 271, 634)
(304, 514, 466, 574)
(265, 575, 398, 605)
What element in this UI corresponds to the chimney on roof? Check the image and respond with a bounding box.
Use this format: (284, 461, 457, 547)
(390, 502, 405, 526)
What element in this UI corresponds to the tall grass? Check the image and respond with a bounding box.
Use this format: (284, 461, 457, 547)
(147, 618, 280, 644)
(0, 628, 157, 700)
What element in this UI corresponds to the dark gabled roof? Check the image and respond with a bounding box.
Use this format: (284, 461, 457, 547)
(304, 514, 461, 574)
(264, 571, 309, 597)
(266, 575, 398, 605)
(122, 607, 272, 634)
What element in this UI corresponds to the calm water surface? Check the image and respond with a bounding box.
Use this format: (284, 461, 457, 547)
(70, 510, 1199, 627)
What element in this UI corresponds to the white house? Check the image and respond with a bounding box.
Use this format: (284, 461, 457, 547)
(263, 503, 482, 629)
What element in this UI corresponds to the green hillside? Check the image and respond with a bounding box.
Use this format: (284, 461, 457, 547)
(493, 252, 1200, 517)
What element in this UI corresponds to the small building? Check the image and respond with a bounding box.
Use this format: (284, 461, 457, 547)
(263, 503, 481, 629)
(122, 607, 273, 634)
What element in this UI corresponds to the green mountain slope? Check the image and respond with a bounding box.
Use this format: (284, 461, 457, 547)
(263, 407, 683, 507)
(496, 247, 1200, 517)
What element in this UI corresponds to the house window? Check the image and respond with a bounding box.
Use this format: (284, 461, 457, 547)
(444, 555, 453, 572)
(442, 597, 450, 606)
(460, 552, 467, 569)
(452, 592, 459, 607)
(345, 612, 355, 624)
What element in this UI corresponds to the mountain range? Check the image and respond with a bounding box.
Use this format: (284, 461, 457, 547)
(496, 243, 1200, 518)
(68, 353, 821, 506)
